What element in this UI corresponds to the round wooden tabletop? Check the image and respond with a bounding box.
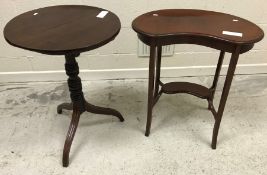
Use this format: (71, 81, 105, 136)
(132, 9, 264, 45)
(4, 5, 121, 55)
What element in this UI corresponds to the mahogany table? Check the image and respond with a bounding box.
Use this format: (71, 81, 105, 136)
(132, 9, 264, 149)
(4, 5, 124, 167)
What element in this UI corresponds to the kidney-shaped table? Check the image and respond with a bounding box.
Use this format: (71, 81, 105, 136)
(4, 5, 124, 167)
(132, 9, 264, 149)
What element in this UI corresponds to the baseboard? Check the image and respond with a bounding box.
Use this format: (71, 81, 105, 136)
(0, 64, 267, 83)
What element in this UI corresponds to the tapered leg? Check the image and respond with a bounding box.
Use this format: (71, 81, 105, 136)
(154, 46, 162, 98)
(57, 103, 73, 114)
(208, 51, 225, 110)
(86, 102, 124, 122)
(145, 44, 157, 136)
(211, 46, 241, 149)
(62, 107, 80, 167)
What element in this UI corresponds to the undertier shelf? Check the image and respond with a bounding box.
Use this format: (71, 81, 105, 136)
(161, 82, 211, 99)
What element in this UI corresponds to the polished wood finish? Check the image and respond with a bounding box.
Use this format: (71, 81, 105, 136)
(162, 82, 210, 99)
(145, 44, 157, 136)
(61, 54, 124, 167)
(4, 5, 121, 55)
(209, 51, 225, 110)
(132, 9, 264, 148)
(133, 9, 264, 53)
(4, 5, 124, 167)
(211, 46, 241, 149)
(132, 9, 263, 44)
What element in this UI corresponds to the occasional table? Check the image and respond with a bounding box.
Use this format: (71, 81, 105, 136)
(4, 5, 124, 167)
(132, 9, 264, 148)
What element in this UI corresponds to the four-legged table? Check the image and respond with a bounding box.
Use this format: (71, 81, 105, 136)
(132, 9, 264, 148)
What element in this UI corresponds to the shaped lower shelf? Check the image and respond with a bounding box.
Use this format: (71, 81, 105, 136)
(161, 82, 211, 99)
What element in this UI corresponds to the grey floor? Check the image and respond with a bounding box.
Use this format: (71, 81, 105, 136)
(0, 75, 267, 175)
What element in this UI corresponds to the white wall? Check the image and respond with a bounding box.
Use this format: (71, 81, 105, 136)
(0, 0, 266, 82)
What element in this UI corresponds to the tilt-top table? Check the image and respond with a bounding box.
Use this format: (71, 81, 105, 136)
(4, 5, 124, 167)
(132, 9, 264, 149)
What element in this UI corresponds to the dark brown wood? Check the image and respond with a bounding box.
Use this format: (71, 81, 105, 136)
(211, 46, 241, 149)
(208, 102, 217, 120)
(154, 46, 162, 99)
(4, 5, 124, 167)
(61, 54, 124, 167)
(4, 5, 121, 55)
(132, 9, 264, 148)
(162, 82, 210, 99)
(132, 9, 264, 44)
(63, 106, 81, 167)
(133, 9, 263, 54)
(145, 44, 157, 136)
(57, 103, 73, 114)
(208, 51, 225, 110)
(85, 102, 124, 122)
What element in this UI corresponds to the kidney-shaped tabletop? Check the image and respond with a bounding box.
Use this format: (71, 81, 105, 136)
(4, 5, 121, 55)
(132, 9, 264, 53)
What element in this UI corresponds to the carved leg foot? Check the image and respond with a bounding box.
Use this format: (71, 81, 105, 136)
(57, 103, 73, 114)
(62, 108, 81, 167)
(85, 102, 124, 122)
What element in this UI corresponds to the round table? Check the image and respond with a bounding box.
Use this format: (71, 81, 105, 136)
(4, 5, 124, 167)
(132, 9, 264, 149)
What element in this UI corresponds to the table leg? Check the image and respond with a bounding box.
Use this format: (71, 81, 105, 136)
(57, 103, 73, 114)
(154, 46, 162, 98)
(211, 46, 241, 149)
(59, 53, 124, 167)
(145, 44, 157, 136)
(62, 106, 80, 167)
(208, 51, 225, 110)
(85, 102, 124, 122)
